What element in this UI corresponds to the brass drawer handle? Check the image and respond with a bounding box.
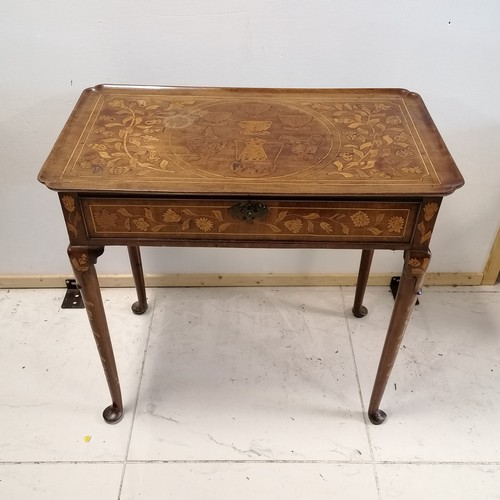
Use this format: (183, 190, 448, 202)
(229, 201, 269, 222)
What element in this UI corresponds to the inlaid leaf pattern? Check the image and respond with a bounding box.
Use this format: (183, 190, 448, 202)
(308, 101, 421, 180)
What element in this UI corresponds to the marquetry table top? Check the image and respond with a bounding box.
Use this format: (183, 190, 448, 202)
(38, 85, 464, 197)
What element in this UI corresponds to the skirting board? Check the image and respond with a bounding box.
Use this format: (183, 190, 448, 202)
(0, 272, 484, 289)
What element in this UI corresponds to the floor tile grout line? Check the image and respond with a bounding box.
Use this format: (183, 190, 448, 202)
(339, 286, 377, 451)
(340, 285, 382, 500)
(3, 459, 500, 466)
(126, 459, 500, 466)
(123, 459, 500, 466)
(373, 460, 500, 466)
(0, 461, 126, 466)
(117, 288, 158, 499)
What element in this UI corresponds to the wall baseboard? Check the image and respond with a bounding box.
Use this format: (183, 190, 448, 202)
(0, 272, 484, 289)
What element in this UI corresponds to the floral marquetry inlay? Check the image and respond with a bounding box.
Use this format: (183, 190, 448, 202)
(417, 202, 439, 244)
(70, 253, 90, 272)
(58, 88, 446, 192)
(84, 201, 418, 242)
(38, 86, 465, 197)
(60, 194, 82, 238)
(70, 96, 433, 182)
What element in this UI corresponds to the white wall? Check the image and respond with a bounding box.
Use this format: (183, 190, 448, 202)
(1, 0, 499, 277)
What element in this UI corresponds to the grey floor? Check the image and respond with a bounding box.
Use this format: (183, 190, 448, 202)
(0, 284, 499, 499)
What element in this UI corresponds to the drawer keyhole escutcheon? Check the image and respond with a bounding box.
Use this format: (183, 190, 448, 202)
(229, 201, 269, 222)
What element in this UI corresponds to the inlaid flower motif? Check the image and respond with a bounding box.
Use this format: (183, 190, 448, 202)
(386, 115, 402, 125)
(72, 253, 89, 272)
(342, 131, 358, 141)
(339, 152, 354, 161)
(371, 170, 392, 180)
(320, 222, 333, 233)
(409, 258, 422, 268)
(88, 143, 108, 151)
(374, 103, 391, 112)
(79, 160, 93, 170)
(92, 127, 114, 137)
(387, 216, 405, 233)
(108, 99, 126, 108)
(79, 158, 106, 173)
(284, 219, 303, 233)
(148, 150, 159, 161)
(350, 211, 370, 228)
(423, 202, 439, 221)
(133, 218, 150, 231)
(408, 256, 430, 272)
(195, 218, 214, 232)
(61, 195, 75, 213)
(109, 165, 130, 175)
(395, 148, 416, 157)
(94, 209, 118, 230)
(168, 100, 195, 111)
(142, 135, 159, 142)
(163, 208, 182, 223)
(401, 167, 423, 174)
(394, 132, 410, 142)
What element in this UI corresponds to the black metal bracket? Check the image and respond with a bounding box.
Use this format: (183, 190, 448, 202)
(61, 279, 85, 309)
(390, 276, 420, 305)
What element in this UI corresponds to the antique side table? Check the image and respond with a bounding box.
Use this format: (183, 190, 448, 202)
(38, 85, 464, 425)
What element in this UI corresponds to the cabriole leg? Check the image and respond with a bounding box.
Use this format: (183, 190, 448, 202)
(368, 249, 431, 425)
(352, 249, 374, 318)
(68, 246, 124, 424)
(127, 245, 148, 315)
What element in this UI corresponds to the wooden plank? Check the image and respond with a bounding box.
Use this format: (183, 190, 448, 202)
(0, 272, 484, 289)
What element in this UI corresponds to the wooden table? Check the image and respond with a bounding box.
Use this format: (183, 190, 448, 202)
(38, 85, 464, 425)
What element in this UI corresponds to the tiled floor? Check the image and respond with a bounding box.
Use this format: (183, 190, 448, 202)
(0, 284, 499, 499)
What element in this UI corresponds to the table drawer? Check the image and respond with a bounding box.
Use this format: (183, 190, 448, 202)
(81, 198, 420, 243)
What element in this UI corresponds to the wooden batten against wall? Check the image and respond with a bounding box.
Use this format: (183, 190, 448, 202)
(0, 272, 484, 289)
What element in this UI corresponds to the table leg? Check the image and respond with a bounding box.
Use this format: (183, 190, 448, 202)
(127, 246, 148, 315)
(368, 249, 431, 425)
(352, 249, 374, 318)
(68, 246, 124, 424)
